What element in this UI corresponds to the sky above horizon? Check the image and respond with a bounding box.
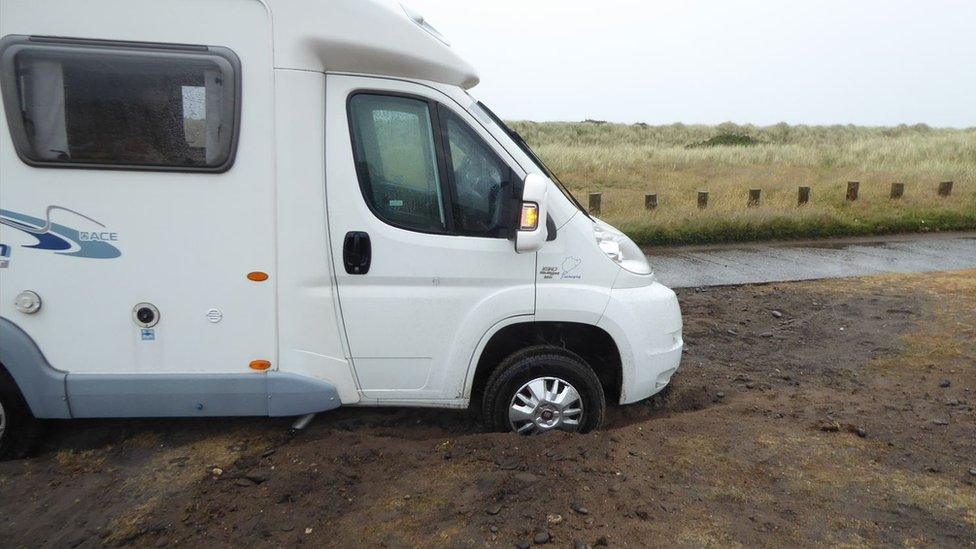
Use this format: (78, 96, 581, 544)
(406, 0, 975, 128)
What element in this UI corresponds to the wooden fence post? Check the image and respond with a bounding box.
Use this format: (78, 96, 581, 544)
(748, 189, 761, 207)
(846, 181, 860, 201)
(798, 186, 811, 206)
(697, 190, 709, 209)
(938, 181, 953, 197)
(588, 192, 602, 215)
(890, 182, 904, 199)
(644, 193, 658, 210)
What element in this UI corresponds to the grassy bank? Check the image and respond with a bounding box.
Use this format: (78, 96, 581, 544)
(508, 121, 976, 245)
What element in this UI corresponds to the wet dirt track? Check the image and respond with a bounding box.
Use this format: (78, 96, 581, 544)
(1, 270, 975, 547)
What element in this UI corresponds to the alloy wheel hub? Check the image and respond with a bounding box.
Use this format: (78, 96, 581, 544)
(508, 376, 583, 435)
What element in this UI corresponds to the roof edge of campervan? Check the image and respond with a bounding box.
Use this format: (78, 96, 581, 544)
(266, 0, 480, 89)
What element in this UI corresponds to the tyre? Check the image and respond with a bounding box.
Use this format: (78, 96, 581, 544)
(482, 345, 606, 434)
(0, 365, 41, 461)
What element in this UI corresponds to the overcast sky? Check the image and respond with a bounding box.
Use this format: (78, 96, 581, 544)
(407, 0, 975, 127)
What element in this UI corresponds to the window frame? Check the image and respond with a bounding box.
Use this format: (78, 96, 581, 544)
(0, 34, 242, 173)
(346, 90, 518, 239)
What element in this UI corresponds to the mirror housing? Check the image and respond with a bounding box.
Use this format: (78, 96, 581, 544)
(515, 173, 549, 253)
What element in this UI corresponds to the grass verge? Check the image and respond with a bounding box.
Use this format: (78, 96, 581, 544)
(622, 208, 976, 246)
(509, 121, 976, 245)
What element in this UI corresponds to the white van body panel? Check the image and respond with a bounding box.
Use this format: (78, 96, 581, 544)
(0, 0, 277, 378)
(269, 0, 479, 88)
(535, 212, 619, 326)
(273, 69, 360, 404)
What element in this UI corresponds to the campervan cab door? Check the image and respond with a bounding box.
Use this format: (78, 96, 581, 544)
(0, 1, 277, 413)
(325, 74, 536, 403)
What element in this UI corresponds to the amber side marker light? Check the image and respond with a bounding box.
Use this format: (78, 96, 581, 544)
(250, 360, 271, 371)
(247, 271, 269, 282)
(519, 202, 539, 231)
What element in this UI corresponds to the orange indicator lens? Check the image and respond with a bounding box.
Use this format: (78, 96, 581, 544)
(520, 203, 539, 231)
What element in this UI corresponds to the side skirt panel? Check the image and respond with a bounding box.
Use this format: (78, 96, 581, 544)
(65, 372, 341, 418)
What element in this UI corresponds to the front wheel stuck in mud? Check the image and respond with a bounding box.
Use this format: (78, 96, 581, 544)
(481, 346, 606, 434)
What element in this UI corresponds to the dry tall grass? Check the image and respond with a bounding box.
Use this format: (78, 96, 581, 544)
(508, 121, 976, 244)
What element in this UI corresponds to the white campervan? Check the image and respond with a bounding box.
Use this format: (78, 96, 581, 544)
(0, 0, 683, 458)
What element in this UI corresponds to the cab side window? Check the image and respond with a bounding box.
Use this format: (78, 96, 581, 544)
(347, 92, 516, 238)
(348, 94, 447, 232)
(440, 107, 513, 238)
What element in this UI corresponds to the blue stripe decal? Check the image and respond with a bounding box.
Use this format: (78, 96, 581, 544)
(0, 208, 121, 259)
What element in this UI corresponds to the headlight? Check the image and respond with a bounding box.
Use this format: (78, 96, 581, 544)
(593, 219, 652, 275)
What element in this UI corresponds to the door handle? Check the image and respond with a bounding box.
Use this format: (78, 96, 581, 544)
(343, 231, 371, 275)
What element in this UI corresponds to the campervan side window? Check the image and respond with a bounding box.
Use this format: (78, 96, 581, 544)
(0, 36, 240, 172)
(348, 94, 449, 233)
(348, 92, 517, 238)
(439, 106, 514, 238)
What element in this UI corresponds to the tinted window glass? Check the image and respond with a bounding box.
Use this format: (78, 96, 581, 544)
(441, 108, 512, 236)
(475, 100, 588, 218)
(0, 39, 238, 170)
(348, 94, 447, 232)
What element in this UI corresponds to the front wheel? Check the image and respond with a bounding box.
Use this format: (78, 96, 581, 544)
(482, 346, 606, 434)
(0, 366, 41, 460)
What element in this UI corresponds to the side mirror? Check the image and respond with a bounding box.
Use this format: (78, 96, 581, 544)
(515, 173, 549, 253)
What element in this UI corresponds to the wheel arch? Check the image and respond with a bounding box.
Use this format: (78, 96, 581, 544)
(465, 320, 622, 409)
(0, 317, 70, 418)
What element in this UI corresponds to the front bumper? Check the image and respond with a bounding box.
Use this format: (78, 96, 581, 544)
(597, 278, 684, 404)
(626, 335, 682, 403)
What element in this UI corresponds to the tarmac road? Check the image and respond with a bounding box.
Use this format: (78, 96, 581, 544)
(646, 231, 976, 288)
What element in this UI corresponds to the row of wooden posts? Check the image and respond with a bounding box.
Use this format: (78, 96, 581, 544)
(586, 180, 956, 214)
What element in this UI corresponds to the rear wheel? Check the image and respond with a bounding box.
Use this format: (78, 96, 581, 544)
(482, 346, 606, 434)
(0, 366, 41, 460)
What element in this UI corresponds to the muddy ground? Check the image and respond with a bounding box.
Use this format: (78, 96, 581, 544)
(1, 270, 974, 547)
